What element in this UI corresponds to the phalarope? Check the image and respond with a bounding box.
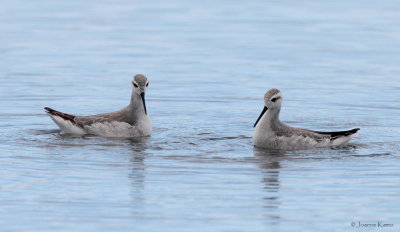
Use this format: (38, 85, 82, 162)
(44, 74, 151, 138)
(253, 88, 359, 149)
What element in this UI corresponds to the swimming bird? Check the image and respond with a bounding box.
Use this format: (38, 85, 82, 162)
(44, 74, 151, 137)
(253, 88, 359, 149)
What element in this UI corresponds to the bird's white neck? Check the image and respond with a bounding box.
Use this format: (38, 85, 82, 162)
(129, 92, 147, 117)
(256, 108, 281, 131)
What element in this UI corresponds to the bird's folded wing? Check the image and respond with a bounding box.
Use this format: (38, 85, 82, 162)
(312, 128, 360, 140)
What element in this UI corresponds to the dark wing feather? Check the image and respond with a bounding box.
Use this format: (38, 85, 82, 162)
(312, 128, 360, 140)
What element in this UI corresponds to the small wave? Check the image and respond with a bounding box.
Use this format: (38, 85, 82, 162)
(200, 135, 252, 141)
(351, 152, 392, 158)
(30, 129, 60, 135)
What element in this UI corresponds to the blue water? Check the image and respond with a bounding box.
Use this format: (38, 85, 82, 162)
(1, 0, 400, 231)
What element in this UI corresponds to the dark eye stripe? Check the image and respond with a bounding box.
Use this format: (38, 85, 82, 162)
(271, 97, 280, 102)
(133, 83, 138, 88)
(146, 82, 149, 87)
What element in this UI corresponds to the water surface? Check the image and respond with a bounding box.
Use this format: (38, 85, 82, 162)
(1, 0, 400, 231)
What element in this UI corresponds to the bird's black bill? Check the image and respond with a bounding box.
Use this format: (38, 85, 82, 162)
(254, 106, 268, 127)
(140, 92, 147, 115)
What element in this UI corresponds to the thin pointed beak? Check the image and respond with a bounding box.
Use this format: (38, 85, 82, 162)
(140, 92, 147, 115)
(254, 106, 268, 127)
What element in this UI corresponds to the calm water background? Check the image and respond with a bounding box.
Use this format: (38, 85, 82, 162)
(1, 0, 400, 231)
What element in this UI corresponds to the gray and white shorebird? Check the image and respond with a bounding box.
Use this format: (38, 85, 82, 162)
(253, 88, 359, 149)
(44, 74, 152, 137)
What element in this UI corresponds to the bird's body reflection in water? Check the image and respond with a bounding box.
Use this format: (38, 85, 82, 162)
(127, 137, 150, 213)
(253, 148, 286, 225)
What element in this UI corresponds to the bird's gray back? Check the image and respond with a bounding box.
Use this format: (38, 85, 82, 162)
(272, 120, 328, 141)
(75, 106, 137, 126)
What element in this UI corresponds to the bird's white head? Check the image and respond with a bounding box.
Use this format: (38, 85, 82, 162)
(254, 88, 283, 127)
(263, 88, 283, 110)
(131, 74, 149, 114)
(132, 74, 149, 94)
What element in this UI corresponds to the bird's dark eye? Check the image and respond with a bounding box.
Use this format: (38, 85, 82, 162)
(146, 82, 149, 87)
(271, 97, 281, 102)
(133, 83, 138, 88)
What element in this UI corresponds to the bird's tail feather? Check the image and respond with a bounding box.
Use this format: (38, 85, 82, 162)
(44, 107, 77, 124)
(44, 107, 85, 134)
